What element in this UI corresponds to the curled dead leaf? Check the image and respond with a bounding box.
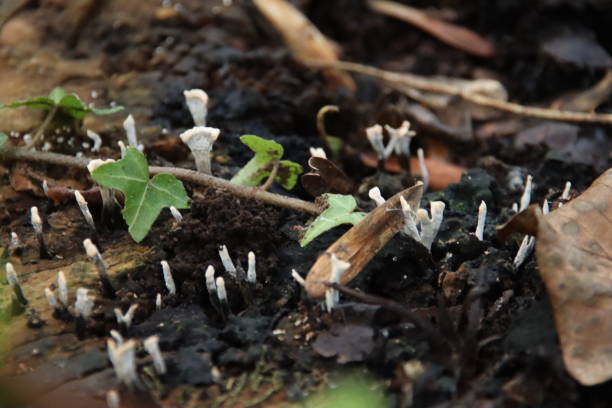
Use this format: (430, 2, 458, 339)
(301, 156, 356, 197)
(305, 182, 423, 299)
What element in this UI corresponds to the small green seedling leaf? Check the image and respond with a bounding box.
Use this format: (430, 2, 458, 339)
(91, 147, 189, 242)
(0, 133, 7, 147)
(300, 194, 366, 247)
(231, 135, 302, 190)
(0, 87, 123, 120)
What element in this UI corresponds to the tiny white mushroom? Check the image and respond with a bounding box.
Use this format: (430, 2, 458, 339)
(45, 287, 59, 310)
(205, 265, 216, 295)
(383, 121, 415, 158)
(109, 339, 138, 388)
(561, 181, 572, 200)
(247, 251, 256, 283)
(6, 262, 28, 305)
(156, 293, 162, 310)
(184, 89, 209, 126)
(179, 126, 220, 174)
(309, 147, 327, 159)
(114, 304, 139, 328)
(118, 141, 126, 158)
(325, 254, 350, 312)
(399, 196, 421, 242)
(144, 335, 166, 375)
(542, 199, 550, 215)
(519, 175, 532, 212)
(75, 288, 94, 319)
(30, 206, 43, 235)
(417, 148, 429, 192)
(218, 245, 237, 278)
(365, 124, 386, 161)
(161, 260, 176, 295)
(416, 201, 445, 249)
(84, 238, 114, 296)
(368, 187, 386, 207)
(57, 271, 68, 306)
(513, 235, 536, 269)
(86, 129, 102, 152)
(75, 190, 96, 232)
(42, 180, 49, 196)
(216, 276, 227, 303)
(291, 269, 306, 287)
(122, 115, 143, 151)
(10, 232, 19, 248)
(106, 390, 121, 408)
(475, 200, 487, 241)
(110, 330, 124, 346)
(169, 206, 183, 223)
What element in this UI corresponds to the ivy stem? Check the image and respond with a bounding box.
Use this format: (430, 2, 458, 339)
(0, 147, 322, 215)
(24, 106, 59, 150)
(260, 160, 280, 191)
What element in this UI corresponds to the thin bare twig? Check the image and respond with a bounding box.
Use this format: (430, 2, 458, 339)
(0, 147, 322, 215)
(307, 60, 612, 125)
(260, 160, 280, 191)
(25, 106, 59, 150)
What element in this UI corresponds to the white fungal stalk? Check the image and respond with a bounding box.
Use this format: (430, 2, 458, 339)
(416, 201, 445, 250)
(309, 147, 327, 159)
(45, 288, 59, 310)
(542, 199, 550, 215)
(75, 190, 96, 232)
(123, 115, 143, 151)
(417, 148, 429, 192)
(87, 159, 116, 215)
(5, 262, 18, 288)
(156, 293, 162, 310)
(57, 271, 68, 306)
(170, 206, 183, 223)
(325, 254, 350, 312)
(118, 141, 126, 158)
(400, 196, 421, 242)
(110, 330, 124, 346)
(179, 126, 220, 174)
(218, 245, 237, 278)
(216, 276, 227, 304)
(184, 89, 209, 126)
(368, 187, 386, 207)
(161, 260, 176, 295)
(10, 232, 19, 248)
(106, 390, 121, 408)
(291, 269, 305, 287)
(511, 202, 518, 213)
(383, 121, 415, 158)
(247, 251, 256, 283)
(30, 206, 43, 235)
(114, 304, 139, 328)
(144, 335, 166, 375)
(42, 180, 49, 196)
(513, 235, 536, 268)
(475, 200, 487, 241)
(75, 288, 94, 319)
(365, 124, 386, 161)
(108, 339, 139, 388)
(561, 181, 572, 200)
(205, 265, 216, 295)
(519, 175, 532, 212)
(84, 238, 114, 296)
(86, 129, 102, 152)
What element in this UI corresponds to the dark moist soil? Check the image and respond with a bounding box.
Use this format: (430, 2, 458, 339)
(1, 0, 612, 407)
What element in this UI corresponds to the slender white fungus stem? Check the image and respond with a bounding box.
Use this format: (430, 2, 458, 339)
(169, 206, 183, 223)
(368, 187, 386, 207)
(106, 390, 121, 408)
(114, 304, 138, 328)
(57, 271, 68, 306)
(184, 89, 209, 126)
(110, 330, 124, 346)
(365, 124, 386, 161)
(542, 199, 550, 215)
(475, 200, 487, 241)
(325, 254, 350, 312)
(513, 235, 536, 268)
(75, 288, 94, 319)
(205, 265, 216, 295)
(75, 190, 96, 232)
(512, 202, 518, 213)
(6, 262, 28, 305)
(42, 180, 49, 196)
(30, 206, 43, 235)
(519, 175, 532, 212)
(10, 232, 19, 248)
(118, 141, 126, 158)
(400, 196, 421, 242)
(144, 335, 166, 375)
(216, 277, 227, 303)
(108, 339, 138, 388)
(247, 251, 256, 283)
(156, 293, 162, 310)
(416, 201, 445, 249)
(84, 238, 114, 296)
(123, 115, 143, 151)
(291, 269, 306, 287)
(161, 260, 176, 295)
(86, 130, 102, 152)
(309, 147, 327, 159)
(179, 126, 220, 174)
(218, 245, 237, 278)
(561, 181, 572, 200)
(383, 121, 415, 158)
(87, 159, 116, 216)
(417, 148, 428, 192)
(45, 288, 59, 309)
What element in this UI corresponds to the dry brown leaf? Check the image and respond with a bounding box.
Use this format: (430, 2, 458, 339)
(253, 0, 355, 90)
(368, 0, 495, 58)
(498, 168, 612, 385)
(305, 182, 423, 299)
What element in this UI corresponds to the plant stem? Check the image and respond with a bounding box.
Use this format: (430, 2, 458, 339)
(260, 160, 279, 191)
(0, 147, 322, 215)
(25, 106, 59, 150)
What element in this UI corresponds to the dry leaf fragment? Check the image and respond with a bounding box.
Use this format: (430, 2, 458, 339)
(305, 182, 423, 299)
(368, 0, 495, 58)
(498, 168, 612, 385)
(301, 156, 356, 197)
(253, 0, 355, 90)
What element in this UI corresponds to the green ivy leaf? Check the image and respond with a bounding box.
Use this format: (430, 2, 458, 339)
(231, 135, 302, 190)
(0, 133, 7, 147)
(0, 87, 124, 120)
(91, 147, 189, 242)
(300, 194, 366, 247)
